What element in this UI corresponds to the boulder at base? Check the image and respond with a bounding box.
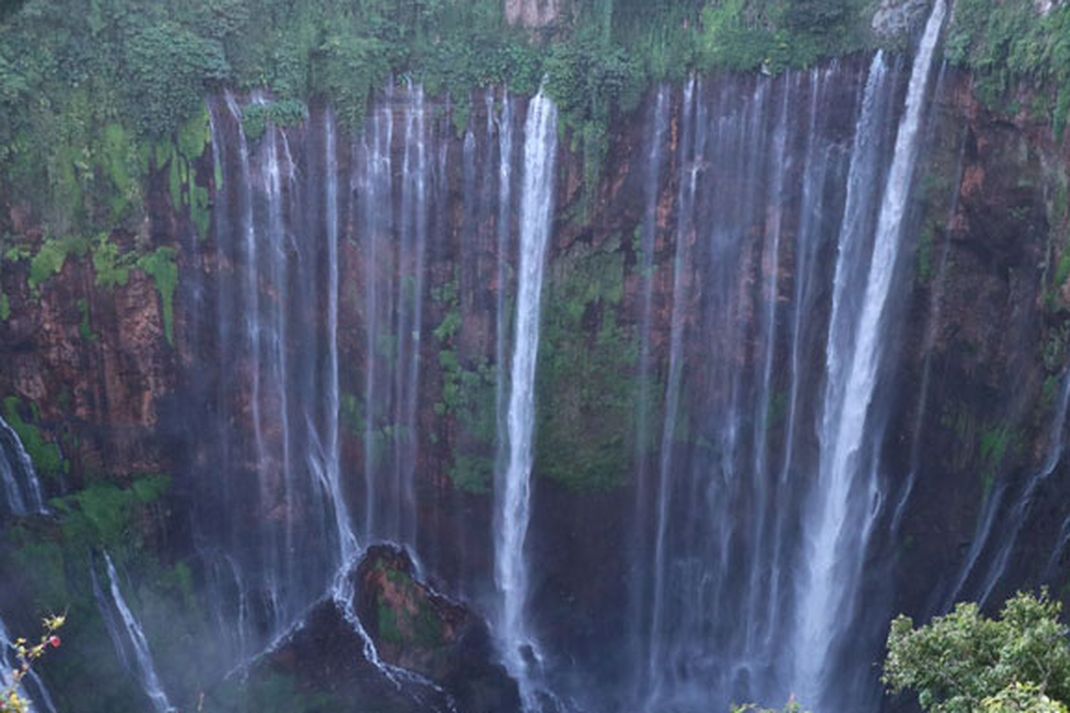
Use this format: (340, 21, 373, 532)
(354, 544, 520, 713)
(205, 545, 520, 713)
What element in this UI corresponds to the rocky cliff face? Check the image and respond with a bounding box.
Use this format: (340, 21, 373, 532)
(1, 54, 1069, 713)
(1, 204, 177, 486)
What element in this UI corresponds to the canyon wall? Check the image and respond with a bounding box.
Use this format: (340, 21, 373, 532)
(1, 46, 1070, 712)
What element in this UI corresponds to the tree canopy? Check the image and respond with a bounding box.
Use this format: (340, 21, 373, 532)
(884, 591, 1070, 713)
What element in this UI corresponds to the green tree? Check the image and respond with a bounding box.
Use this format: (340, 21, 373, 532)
(884, 591, 1070, 713)
(982, 683, 1068, 713)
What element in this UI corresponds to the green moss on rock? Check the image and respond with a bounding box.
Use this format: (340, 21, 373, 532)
(28, 235, 88, 292)
(2, 396, 67, 480)
(536, 236, 638, 491)
(136, 247, 178, 345)
(91, 234, 134, 289)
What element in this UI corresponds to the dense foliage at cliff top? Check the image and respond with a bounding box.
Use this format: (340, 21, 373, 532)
(0, 0, 1065, 240)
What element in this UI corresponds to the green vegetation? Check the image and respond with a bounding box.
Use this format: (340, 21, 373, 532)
(2, 0, 1061, 262)
(77, 298, 98, 342)
(49, 474, 171, 556)
(938, 402, 1021, 502)
(0, 470, 237, 713)
(945, 0, 1070, 133)
(437, 351, 496, 493)
(340, 392, 364, 437)
(136, 247, 178, 345)
(378, 600, 403, 645)
(885, 591, 1070, 713)
(372, 561, 445, 651)
(159, 110, 214, 238)
(242, 99, 307, 142)
(699, 0, 867, 72)
(432, 278, 497, 493)
(2, 396, 66, 481)
(0, 0, 888, 245)
(0, 614, 66, 713)
(90, 234, 133, 289)
(28, 236, 87, 292)
(979, 424, 1019, 499)
(536, 237, 638, 491)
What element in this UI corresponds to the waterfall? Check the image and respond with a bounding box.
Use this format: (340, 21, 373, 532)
(635, 86, 669, 470)
(0, 616, 58, 713)
(787, 54, 895, 700)
(358, 83, 433, 547)
(766, 63, 840, 658)
(951, 373, 1070, 605)
(629, 83, 669, 704)
(360, 92, 394, 542)
(628, 28, 944, 709)
(494, 88, 558, 709)
(395, 82, 429, 549)
(794, 0, 946, 704)
(262, 121, 296, 623)
(495, 90, 516, 482)
(224, 91, 266, 501)
(195, 93, 369, 664)
(645, 75, 699, 707)
(25, 48, 980, 710)
(94, 553, 175, 713)
(742, 73, 793, 662)
(320, 109, 357, 566)
(0, 414, 47, 516)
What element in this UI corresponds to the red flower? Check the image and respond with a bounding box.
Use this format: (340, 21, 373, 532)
(48, 636, 61, 648)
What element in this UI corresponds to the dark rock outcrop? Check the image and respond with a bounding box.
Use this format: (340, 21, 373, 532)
(354, 545, 520, 713)
(226, 546, 520, 713)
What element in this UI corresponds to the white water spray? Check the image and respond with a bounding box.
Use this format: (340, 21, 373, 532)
(0, 415, 47, 516)
(494, 88, 558, 710)
(793, 0, 946, 701)
(96, 553, 175, 713)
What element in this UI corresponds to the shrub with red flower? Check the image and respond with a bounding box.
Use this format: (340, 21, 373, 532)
(1, 614, 65, 713)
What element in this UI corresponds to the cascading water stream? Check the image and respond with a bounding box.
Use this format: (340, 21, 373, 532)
(628, 84, 669, 705)
(262, 122, 296, 618)
(224, 91, 266, 503)
(319, 109, 358, 566)
(949, 372, 1070, 606)
(93, 553, 175, 713)
(793, 0, 946, 703)
(360, 92, 394, 542)
(0, 414, 47, 516)
(788, 54, 894, 698)
(198, 92, 384, 671)
(494, 88, 558, 710)
(765, 63, 840, 655)
(495, 90, 516, 482)
(358, 83, 433, 547)
(394, 82, 430, 548)
(742, 74, 793, 661)
(645, 75, 699, 708)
